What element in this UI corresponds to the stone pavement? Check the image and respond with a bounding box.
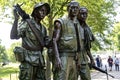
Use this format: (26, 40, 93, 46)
(91, 70, 120, 80)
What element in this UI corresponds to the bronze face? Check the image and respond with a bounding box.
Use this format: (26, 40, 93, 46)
(31, 2, 50, 20)
(34, 6, 47, 20)
(78, 7, 88, 21)
(68, 1, 80, 17)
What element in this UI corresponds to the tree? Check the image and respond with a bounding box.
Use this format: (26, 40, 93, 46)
(7, 42, 21, 62)
(0, 0, 119, 50)
(0, 39, 8, 63)
(110, 22, 120, 50)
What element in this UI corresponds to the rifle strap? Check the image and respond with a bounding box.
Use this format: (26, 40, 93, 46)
(26, 19, 44, 47)
(74, 23, 81, 52)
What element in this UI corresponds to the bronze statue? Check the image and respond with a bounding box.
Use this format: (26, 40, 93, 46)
(77, 7, 95, 80)
(10, 2, 50, 80)
(52, 1, 80, 80)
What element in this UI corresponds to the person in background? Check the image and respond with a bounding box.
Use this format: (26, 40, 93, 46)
(96, 55, 102, 68)
(107, 56, 113, 71)
(99, 56, 103, 68)
(114, 57, 119, 71)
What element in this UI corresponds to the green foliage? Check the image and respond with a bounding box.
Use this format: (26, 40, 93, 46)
(111, 22, 120, 50)
(48, 0, 71, 36)
(77, 0, 118, 51)
(0, 40, 8, 63)
(0, 67, 19, 78)
(6, 42, 21, 62)
(0, 0, 119, 50)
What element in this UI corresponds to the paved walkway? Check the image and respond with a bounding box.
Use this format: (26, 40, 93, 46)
(1, 63, 120, 80)
(90, 56, 120, 80)
(91, 70, 120, 80)
(1, 70, 120, 80)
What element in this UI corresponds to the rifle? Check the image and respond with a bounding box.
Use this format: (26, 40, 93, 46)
(13, 3, 30, 20)
(89, 63, 115, 78)
(13, 3, 44, 47)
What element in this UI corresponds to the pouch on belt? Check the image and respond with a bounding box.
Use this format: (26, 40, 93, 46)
(13, 46, 25, 62)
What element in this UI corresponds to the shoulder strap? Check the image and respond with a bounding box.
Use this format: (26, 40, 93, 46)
(26, 19, 44, 47)
(74, 23, 81, 51)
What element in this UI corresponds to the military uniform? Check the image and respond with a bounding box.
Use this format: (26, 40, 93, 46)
(11, 2, 51, 80)
(53, 15, 81, 80)
(14, 18, 47, 80)
(77, 25, 95, 80)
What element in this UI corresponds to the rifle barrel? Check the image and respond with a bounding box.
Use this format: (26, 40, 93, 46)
(92, 65, 115, 78)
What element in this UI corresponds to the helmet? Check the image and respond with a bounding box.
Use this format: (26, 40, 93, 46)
(31, 2, 50, 16)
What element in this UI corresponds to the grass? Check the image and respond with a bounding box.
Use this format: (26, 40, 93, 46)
(0, 67, 19, 77)
(0, 63, 19, 80)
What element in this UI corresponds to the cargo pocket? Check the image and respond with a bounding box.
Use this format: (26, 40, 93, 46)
(13, 46, 25, 62)
(19, 63, 30, 80)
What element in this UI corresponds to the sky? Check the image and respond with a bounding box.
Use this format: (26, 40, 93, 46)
(0, 22, 20, 48)
(0, 7, 20, 49)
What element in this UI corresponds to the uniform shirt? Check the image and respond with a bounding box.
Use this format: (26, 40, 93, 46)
(17, 18, 47, 66)
(18, 18, 47, 49)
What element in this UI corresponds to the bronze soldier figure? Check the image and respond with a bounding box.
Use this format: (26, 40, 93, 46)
(52, 1, 80, 80)
(10, 2, 50, 80)
(77, 7, 95, 80)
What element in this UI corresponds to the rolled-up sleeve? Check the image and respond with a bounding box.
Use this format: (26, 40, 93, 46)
(18, 21, 28, 37)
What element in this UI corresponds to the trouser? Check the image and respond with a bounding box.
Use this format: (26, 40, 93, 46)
(19, 62, 46, 80)
(76, 50, 91, 80)
(115, 64, 119, 71)
(108, 63, 113, 71)
(46, 55, 52, 80)
(78, 64, 91, 80)
(53, 55, 77, 80)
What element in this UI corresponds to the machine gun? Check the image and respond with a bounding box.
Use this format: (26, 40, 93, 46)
(13, 3, 30, 20)
(13, 3, 44, 47)
(89, 63, 114, 78)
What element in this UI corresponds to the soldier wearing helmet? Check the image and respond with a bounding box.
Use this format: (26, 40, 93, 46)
(10, 2, 50, 80)
(31, 2, 50, 19)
